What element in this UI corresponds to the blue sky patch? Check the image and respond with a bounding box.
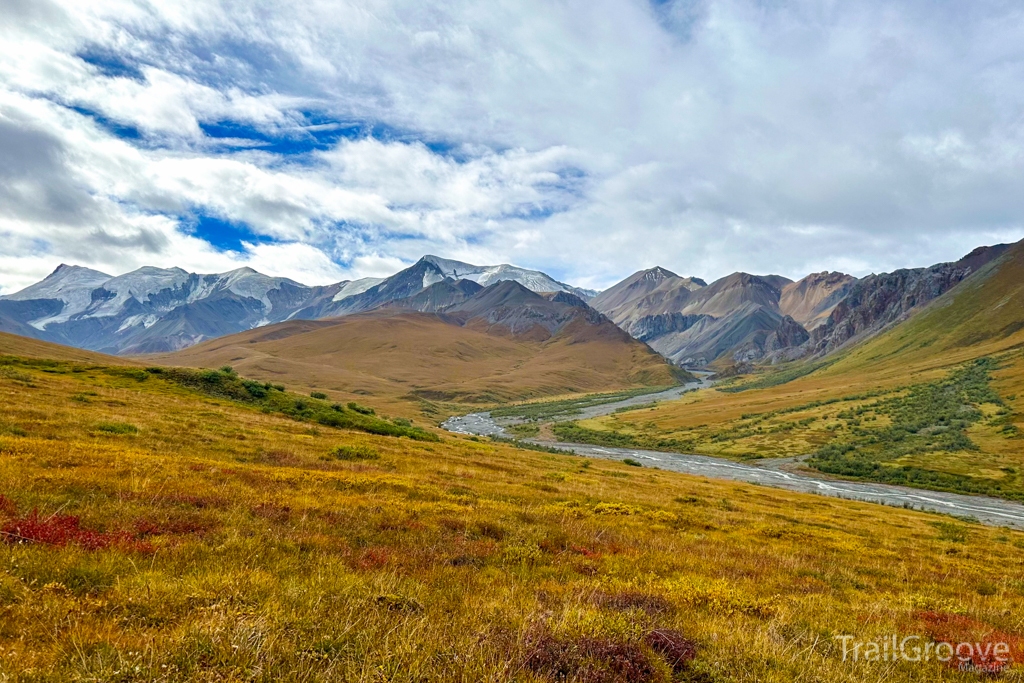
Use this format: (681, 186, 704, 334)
(189, 215, 275, 253)
(200, 119, 356, 155)
(200, 115, 470, 160)
(69, 106, 142, 140)
(76, 47, 145, 81)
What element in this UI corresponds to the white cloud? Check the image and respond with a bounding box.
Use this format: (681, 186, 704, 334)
(1, 0, 1023, 293)
(346, 253, 409, 279)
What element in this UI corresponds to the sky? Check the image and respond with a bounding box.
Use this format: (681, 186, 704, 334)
(1, 0, 1023, 294)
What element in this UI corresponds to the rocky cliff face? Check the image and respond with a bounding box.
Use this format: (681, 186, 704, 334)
(625, 312, 709, 342)
(765, 315, 811, 352)
(806, 245, 1010, 355)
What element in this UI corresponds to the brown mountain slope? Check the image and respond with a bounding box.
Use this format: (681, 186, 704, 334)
(814, 238, 1024, 381)
(591, 267, 707, 328)
(143, 309, 680, 419)
(568, 240, 1024, 505)
(0, 331, 138, 365)
(678, 272, 782, 318)
(595, 272, 804, 366)
(779, 272, 856, 329)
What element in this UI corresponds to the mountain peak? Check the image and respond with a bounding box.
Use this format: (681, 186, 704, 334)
(956, 243, 1012, 274)
(3, 264, 112, 304)
(409, 255, 595, 299)
(640, 266, 679, 281)
(47, 263, 111, 278)
(222, 266, 259, 276)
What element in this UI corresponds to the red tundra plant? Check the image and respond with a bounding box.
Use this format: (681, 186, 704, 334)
(2, 509, 153, 553)
(921, 610, 1022, 675)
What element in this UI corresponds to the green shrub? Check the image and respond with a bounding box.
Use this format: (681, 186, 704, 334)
(507, 423, 540, 438)
(310, 391, 328, 400)
(622, 458, 643, 467)
(241, 380, 267, 398)
(347, 402, 375, 415)
(198, 369, 223, 383)
(932, 522, 969, 543)
(393, 418, 412, 427)
(327, 445, 380, 461)
(805, 358, 1024, 501)
(0, 367, 34, 383)
(159, 367, 439, 442)
(489, 436, 574, 455)
(96, 422, 138, 435)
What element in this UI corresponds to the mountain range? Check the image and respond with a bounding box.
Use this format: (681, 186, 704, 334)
(0, 243, 1015, 369)
(589, 243, 1010, 367)
(0, 257, 594, 355)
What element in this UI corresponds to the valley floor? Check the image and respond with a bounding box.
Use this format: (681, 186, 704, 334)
(541, 348, 1024, 505)
(442, 375, 1024, 528)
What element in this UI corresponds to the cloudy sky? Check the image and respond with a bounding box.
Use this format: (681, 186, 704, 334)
(2, 0, 1023, 293)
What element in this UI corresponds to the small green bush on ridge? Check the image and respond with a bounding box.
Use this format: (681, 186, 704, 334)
(157, 366, 439, 442)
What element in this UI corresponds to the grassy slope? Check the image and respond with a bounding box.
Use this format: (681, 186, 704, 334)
(574, 242, 1024, 492)
(1, 349, 1024, 680)
(143, 309, 679, 421)
(0, 331, 139, 365)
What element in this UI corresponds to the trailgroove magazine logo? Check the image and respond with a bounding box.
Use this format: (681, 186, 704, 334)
(835, 635, 1016, 673)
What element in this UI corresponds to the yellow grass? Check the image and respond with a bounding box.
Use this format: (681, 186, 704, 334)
(1, 350, 1024, 680)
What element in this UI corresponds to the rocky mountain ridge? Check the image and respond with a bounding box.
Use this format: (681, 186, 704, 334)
(0, 256, 597, 354)
(590, 243, 1013, 366)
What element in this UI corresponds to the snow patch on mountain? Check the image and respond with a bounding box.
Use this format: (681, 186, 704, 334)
(88, 267, 192, 318)
(332, 277, 386, 302)
(117, 314, 160, 333)
(210, 268, 303, 311)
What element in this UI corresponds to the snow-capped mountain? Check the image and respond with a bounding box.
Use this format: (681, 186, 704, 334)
(285, 256, 598, 320)
(420, 256, 597, 300)
(0, 256, 599, 354)
(3, 264, 114, 329)
(0, 265, 340, 354)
